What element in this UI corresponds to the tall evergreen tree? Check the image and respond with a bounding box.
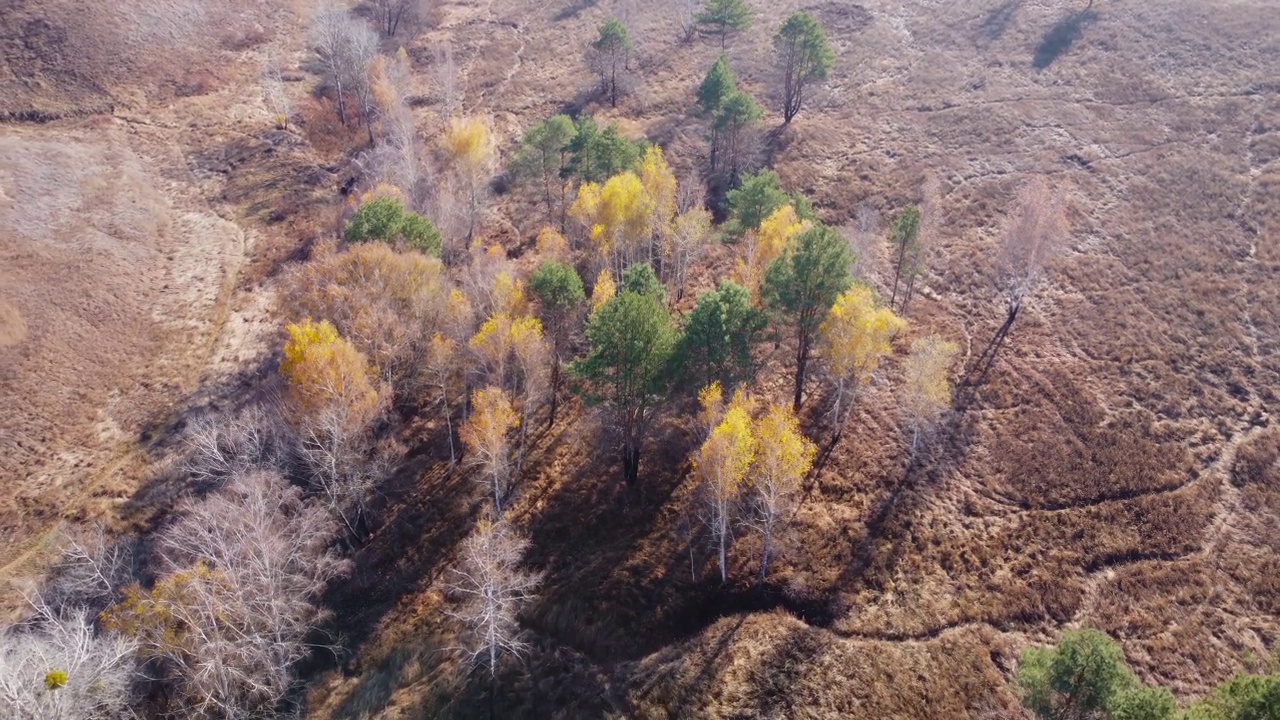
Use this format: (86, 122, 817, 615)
(773, 13, 835, 123)
(696, 0, 754, 48)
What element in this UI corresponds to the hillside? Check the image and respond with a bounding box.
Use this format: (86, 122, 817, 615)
(1, 0, 1278, 718)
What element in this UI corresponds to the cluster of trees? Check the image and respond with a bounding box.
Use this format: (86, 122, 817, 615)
(1018, 629, 1280, 720)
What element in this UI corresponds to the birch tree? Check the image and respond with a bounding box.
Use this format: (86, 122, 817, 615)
(819, 285, 906, 440)
(901, 335, 958, 457)
(749, 403, 815, 582)
(696, 392, 756, 582)
(460, 387, 520, 515)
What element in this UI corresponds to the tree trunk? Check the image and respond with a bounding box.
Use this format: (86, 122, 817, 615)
(890, 240, 908, 307)
(758, 522, 772, 584)
(548, 359, 560, 428)
(622, 444, 641, 487)
(718, 509, 728, 583)
(792, 333, 809, 413)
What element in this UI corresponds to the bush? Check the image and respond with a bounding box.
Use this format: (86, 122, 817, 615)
(345, 194, 443, 256)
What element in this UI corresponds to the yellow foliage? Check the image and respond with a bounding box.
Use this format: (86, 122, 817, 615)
(101, 563, 225, 660)
(570, 182, 603, 237)
(442, 116, 495, 175)
(535, 226, 570, 260)
(596, 172, 654, 264)
(696, 402, 757, 497)
(738, 205, 807, 296)
(460, 386, 519, 458)
(640, 145, 678, 240)
(697, 381, 724, 436)
(359, 182, 405, 205)
(820, 286, 907, 388)
(590, 269, 616, 311)
(903, 334, 958, 421)
(469, 312, 543, 378)
(753, 404, 816, 493)
(279, 319, 380, 423)
(491, 271, 529, 317)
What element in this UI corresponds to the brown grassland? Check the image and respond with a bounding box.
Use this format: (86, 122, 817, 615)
(1, 0, 1278, 717)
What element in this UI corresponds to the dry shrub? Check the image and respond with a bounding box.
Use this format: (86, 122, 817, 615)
(300, 97, 367, 159)
(282, 242, 452, 393)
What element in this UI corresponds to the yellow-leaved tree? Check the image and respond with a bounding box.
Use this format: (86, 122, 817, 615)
(902, 334, 958, 457)
(696, 391, 756, 582)
(590, 269, 617, 311)
(279, 319, 383, 431)
(534, 226, 570, 261)
(819, 286, 907, 439)
(738, 205, 807, 298)
(568, 181, 603, 250)
(639, 145, 678, 264)
(460, 387, 520, 515)
(697, 381, 725, 440)
(750, 404, 816, 582)
(442, 116, 496, 244)
(595, 171, 654, 276)
(667, 206, 712, 301)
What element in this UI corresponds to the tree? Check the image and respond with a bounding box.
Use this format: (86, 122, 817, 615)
(738, 204, 807, 297)
(901, 335, 958, 457)
(0, 608, 136, 720)
(965, 176, 1067, 386)
(1016, 629, 1176, 720)
(511, 115, 577, 228)
(886, 205, 922, 310)
(373, 0, 433, 37)
(284, 241, 452, 393)
(442, 116, 497, 244)
(901, 174, 942, 313)
(696, 391, 755, 582)
(446, 519, 541, 711)
(726, 168, 792, 237)
(262, 51, 291, 130)
(711, 90, 763, 181)
(591, 19, 632, 108)
(620, 262, 665, 300)
(675, 282, 765, 391)
(103, 471, 348, 720)
(1184, 674, 1280, 720)
(571, 273, 678, 487)
(460, 387, 521, 515)
(311, 4, 378, 128)
(640, 146, 679, 268)
(666, 205, 713, 300)
(590, 269, 617, 312)
(425, 332, 463, 464)
(677, 0, 700, 42)
(749, 403, 815, 582)
(567, 116, 645, 183)
(819, 285, 905, 440)
(696, 0, 754, 48)
(697, 54, 737, 115)
(529, 261, 586, 426)
(345, 193, 443, 256)
(773, 13, 834, 123)
(594, 172, 655, 275)
(762, 225, 854, 413)
(279, 319, 384, 429)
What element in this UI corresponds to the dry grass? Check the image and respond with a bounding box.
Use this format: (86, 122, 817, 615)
(302, 0, 1280, 717)
(3, 0, 1278, 716)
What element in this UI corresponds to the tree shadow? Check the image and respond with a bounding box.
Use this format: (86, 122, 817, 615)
(552, 0, 597, 22)
(977, 0, 1021, 42)
(1032, 9, 1099, 70)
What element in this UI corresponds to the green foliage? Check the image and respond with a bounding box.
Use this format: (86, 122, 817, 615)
(1184, 674, 1280, 720)
(888, 205, 922, 253)
(528, 260, 586, 312)
(568, 117, 646, 183)
(697, 55, 737, 115)
(512, 115, 577, 183)
(727, 169, 791, 236)
(594, 19, 632, 54)
(762, 224, 853, 409)
(571, 283, 678, 485)
(1017, 629, 1178, 720)
(621, 263, 665, 300)
(774, 12, 835, 122)
(675, 281, 765, 390)
(713, 90, 763, 135)
(696, 0, 754, 46)
(344, 195, 442, 256)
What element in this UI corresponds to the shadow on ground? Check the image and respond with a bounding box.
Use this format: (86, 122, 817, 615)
(1033, 9, 1099, 69)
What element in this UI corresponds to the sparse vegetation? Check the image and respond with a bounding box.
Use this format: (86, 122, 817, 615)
(3, 1, 1278, 719)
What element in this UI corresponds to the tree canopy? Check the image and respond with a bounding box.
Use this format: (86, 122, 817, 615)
(774, 12, 835, 123)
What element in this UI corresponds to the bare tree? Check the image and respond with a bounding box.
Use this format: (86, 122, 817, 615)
(311, 3, 378, 133)
(184, 405, 290, 486)
(431, 42, 461, 120)
(901, 174, 942, 313)
(104, 471, 348, 720)
(41, 525, 138, 615)
(373, 0, 434, 37)
(0, 607, 137, 720)
(295, 401, 394, 542)
(964, 177, 1067, 387)
(262, 49, 292, 130)
(675, 0, 700, 42)
(446, 520, 541, 707)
